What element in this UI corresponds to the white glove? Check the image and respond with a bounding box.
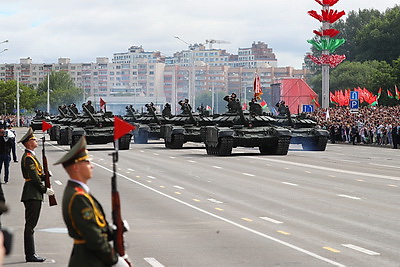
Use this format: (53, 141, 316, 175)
(45, 188, 55, 196)
(112, 256, 130, 267)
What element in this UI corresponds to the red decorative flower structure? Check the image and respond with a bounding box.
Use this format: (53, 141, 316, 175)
(307, 0, 346, 68)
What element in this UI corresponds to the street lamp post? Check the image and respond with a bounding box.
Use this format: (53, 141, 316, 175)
(3, 102, 6, 115)
(174, 36, 195, 110)
(17, 73, 21, 127)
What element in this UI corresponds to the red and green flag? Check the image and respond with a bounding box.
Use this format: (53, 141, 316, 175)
(387, 89, 394, 99)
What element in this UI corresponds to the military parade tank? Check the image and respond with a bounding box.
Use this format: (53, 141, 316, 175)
(69, 104, 132, 150)
(160, 102, 214, 149)
(136, 103, 170, 140)
(122, 105, 150, 144)
(200, 99, 291, 156)
(49, 105, 76, 144)
(275, 111, 329, 151)
(29, 110, 50, 131)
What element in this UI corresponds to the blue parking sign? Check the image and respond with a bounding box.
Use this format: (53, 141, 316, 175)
(350, 100, 359, 109)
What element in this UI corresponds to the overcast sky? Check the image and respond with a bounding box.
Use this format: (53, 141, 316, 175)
(0, 0, 398, 69)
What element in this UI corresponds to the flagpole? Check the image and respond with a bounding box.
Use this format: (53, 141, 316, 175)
(47, 73, 50, 114)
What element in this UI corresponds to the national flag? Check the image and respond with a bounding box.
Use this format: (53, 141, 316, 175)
(377, 87, 382, 99)
(42, 121, 53, 132)
(253, 73, 263, 100)
(310, 94, 320, 108)
(205, 105, 212, 111)
(242, 102, 247, 110)
(260, 100, 267, 108)
(395, 85, 400, 100)
(114, 116, 135, 140)
(387, 89, 394, 98)
(100, 97, 106, 108)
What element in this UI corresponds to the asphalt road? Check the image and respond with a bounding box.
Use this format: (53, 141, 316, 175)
(2, 128, 399, 266)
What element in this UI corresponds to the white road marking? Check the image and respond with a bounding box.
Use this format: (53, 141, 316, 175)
(147, 176, 156, 179)
(248, 157, 400, 181)
(342, 244, 380, 255)
(127, 168, 135, 171)
(282, 182, 298, 187)
(337, 194, 361, 200)
(169, 156, 176, 159)
(260, 217, 283, 224)
(144, 257, 165, 267)
(173, 185, 184, 190)
(207, 198, 223, 204)
(54, 180, 63, 185)
(91, 160, 346, 267)
(188, 160, 196, 163)
(212, 166, 222, 169)
(368, 163, 400, 169)
(242, 173, 255, 177)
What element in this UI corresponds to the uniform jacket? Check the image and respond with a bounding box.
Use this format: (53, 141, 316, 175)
(62, 180, 117, 267)
(20, 150, 47, 202)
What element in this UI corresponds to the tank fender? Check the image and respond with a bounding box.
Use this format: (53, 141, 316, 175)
(314, 129, 330, 137)
(72, 127, 85, 136)
(273, 127, 292, 137)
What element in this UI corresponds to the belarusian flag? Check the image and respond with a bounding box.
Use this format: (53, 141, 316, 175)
(205, 105, 212, 111)
(387, 89, 394, 98)
(395, 85, 400, 100)
(260, 100, 267, 108)
(377, 87, 382, 99)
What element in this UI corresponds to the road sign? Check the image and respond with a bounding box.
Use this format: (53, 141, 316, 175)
(350, 91, 359, 100)
(350, 99, 359, 110)
(302, 105, 314, 113)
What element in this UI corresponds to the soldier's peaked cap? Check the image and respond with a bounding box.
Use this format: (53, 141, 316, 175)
(18, 127, 36, 144)
(54, 136, 89, 167)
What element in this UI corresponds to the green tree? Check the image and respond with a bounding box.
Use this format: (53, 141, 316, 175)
(355, 6, 400, 62)
(0, 80, 39, 115)
(36, 71, 83, 114)
(334, 9, 382, 61)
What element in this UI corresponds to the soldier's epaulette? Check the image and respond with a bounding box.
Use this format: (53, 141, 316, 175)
(74, 187, 86, 195)
(26, 152, 33, 157)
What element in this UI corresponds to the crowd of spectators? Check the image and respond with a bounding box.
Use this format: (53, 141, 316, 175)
(309, 105, 400, 147)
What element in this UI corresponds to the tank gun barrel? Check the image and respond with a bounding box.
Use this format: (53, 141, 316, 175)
(58, 106, 67, 118)
(126, 106, 137, 120)
(67, 106, 78, 119)
(146, 104, 160, 124)
(82, 104, 98, 124)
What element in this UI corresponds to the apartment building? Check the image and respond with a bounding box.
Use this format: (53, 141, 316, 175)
(0, 42, 309, 114)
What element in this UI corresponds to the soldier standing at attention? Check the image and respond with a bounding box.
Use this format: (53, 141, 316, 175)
(19, 127, 55, 262)
(55, 137, 129, 267)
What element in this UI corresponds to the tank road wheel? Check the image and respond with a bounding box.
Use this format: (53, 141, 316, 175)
(70, 135, 83, 148)
(216, 137, 233, 156)
(118, 134, 132, 150)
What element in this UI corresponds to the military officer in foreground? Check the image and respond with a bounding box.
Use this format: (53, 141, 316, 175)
(55, 136, 129, 267)
(19, 127, 55, 262)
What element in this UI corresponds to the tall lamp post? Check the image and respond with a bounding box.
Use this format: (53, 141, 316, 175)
(174, 36, 196, 109)
(47, 73, 50, 114)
